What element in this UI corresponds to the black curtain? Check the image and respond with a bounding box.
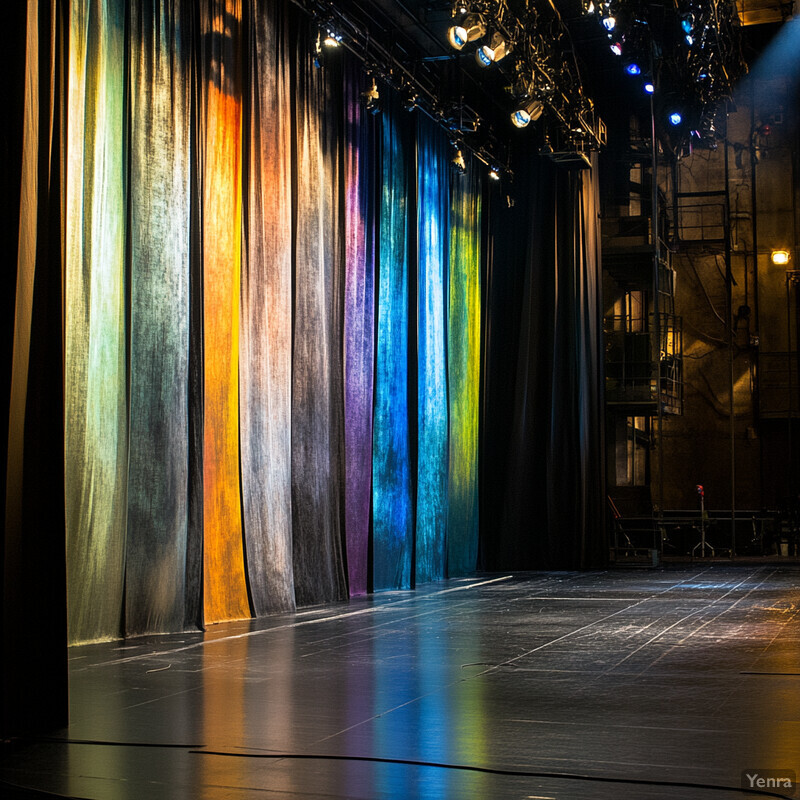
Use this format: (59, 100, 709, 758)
(481, 153, 606, 570)
(2, 0, 68, 738)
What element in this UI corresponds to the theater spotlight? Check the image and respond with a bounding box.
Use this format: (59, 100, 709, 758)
(489, 165, 502, 180)
(476, 32, 512, 66)
(626, 63, 641, 75)
(644, 80, 655, 94)
(447, 13, 486, 50)
(602, 15, 616, 31)
(323, 28, 342, 47)
(610, 41, 623, 56)
(362, 78, 381, 115)
(669, 111, 683, 125)
(510, 98, 544, 129)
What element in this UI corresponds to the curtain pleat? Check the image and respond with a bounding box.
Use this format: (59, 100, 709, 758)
(372, 92, 413, 590)
(125, 0, 192, 636)
(65, 0, 128, 644)
(240, 0, 295, 614)
(415, 117, 449, 584)
(343, 63, 375, 596)
(447, 168, 481, 576)
(291, 26, 347, 605)
(199, 0, 250, 624)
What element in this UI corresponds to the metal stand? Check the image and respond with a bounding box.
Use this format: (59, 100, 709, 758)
(692, 490, 715, 557)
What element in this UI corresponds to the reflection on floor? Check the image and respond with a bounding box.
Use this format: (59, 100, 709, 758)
(2, 567, 799, 799)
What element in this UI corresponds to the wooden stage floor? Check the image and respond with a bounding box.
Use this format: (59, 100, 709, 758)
(2, 566, 799, 799)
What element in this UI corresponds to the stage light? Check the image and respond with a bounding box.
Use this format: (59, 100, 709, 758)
(626, 63, 641, 75)
(602, 16, 616, 31)
(489, 165, 502, 180)
(362, 78, 381, 115)
(681, 12, 694, 35)
(510, 98, 544, 129)
(772, 249, 791, 265)
(447, 13, 486, 50)
(644, 81, 655, 94)
(669, 111, 682, 125)
(323, 29, 342, 47)
(451, 146, 467, 174)
(476, 32, 512, 66)
(610, 41, 623, 56)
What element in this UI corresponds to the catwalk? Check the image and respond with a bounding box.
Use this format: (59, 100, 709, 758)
(2, 567, 799, 799)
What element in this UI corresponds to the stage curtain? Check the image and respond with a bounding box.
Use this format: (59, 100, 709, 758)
(343, 62, 375, 596)
(65, 0, 128, 644)
(125, 0, 192, 636)
(482, 155, 606, 569)
(240, 0, 295, 614)
(199, 0, 250, 624)
(291, 21, 347, 605)
(415, 116, 449, 584)
(3, 0, 68, 735)
(447, 167, 481, 576)
(372, 92, 413, 590)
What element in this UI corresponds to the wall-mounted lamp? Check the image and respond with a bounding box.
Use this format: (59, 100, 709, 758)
(772, 249, 791, 266)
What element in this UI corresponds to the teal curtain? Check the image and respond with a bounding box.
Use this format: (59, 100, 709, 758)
(415, 117, 449, 584)
(372, 91, 413, 590)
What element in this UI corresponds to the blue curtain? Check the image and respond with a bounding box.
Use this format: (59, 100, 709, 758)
(415, 117, 449, 584)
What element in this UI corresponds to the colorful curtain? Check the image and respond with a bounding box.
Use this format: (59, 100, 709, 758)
(343, 65, 375, 596)
(241, 0, 295, 614)
(372, 93, 413, 590)
(125, 0, 192, 636)
(15, 4, 490, 647)
(291, 21, 347, 605)
(447, 168, 482, 576)
(415, 117, 449, 584)
(199, 0, 250, 625)
(65, 0, 128, 644)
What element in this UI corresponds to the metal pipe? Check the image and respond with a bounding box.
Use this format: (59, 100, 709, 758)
(725, 137, 736, 555)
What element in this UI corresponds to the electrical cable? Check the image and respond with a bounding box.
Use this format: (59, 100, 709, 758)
(7, 736, 796, 798)
(188, 749, 795, 799)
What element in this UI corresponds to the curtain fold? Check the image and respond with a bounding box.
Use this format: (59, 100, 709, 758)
(125, 0, 192, 636)
(291, 22, 347, 605)
(447, 167, 481, 576)
(415, 116, 449, 584)
(241, 0, 295, 614)
(199, 0, 250, 624)
(65, 0, 128, 644)
(372, 92, 413, 590)
(343, 62, 375, 596)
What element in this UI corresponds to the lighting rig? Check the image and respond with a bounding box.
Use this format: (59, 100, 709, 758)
(299, 0, 512, 177)
(445, 1, 607, 165)
(581, 0, 745, 149)
(295, 0, 610, 174)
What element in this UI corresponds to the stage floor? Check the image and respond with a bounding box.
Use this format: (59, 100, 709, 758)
(2, 566, 799, 799)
